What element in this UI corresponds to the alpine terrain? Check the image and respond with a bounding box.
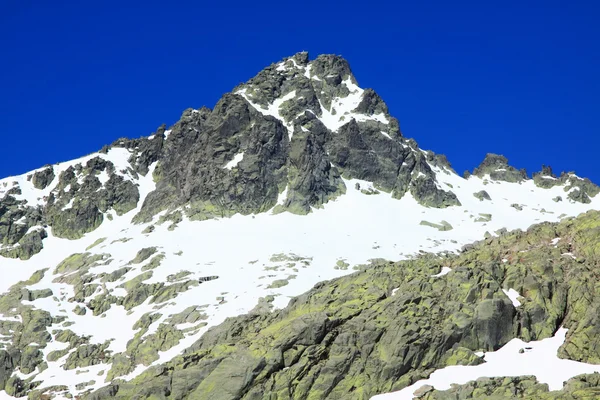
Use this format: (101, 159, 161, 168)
(2, 52, 600, 400)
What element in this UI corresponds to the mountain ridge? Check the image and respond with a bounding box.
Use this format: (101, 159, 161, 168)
(3, 52, 597, 261)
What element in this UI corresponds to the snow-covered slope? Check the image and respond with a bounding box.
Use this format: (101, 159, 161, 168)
(0, 53, 599, 399)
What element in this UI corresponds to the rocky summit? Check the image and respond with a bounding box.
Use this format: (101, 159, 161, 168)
(1, 53, 600, 399)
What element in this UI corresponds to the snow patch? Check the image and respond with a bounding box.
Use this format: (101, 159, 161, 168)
(371, 328, 600, 399)
(237, 89, 297, 138)
(224, 152, 244, 170)
(502, 288, 522, 307)
(431, 267, 451, 278)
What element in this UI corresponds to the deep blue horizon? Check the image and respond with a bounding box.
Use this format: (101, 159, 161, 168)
(1, 1, 599, 181)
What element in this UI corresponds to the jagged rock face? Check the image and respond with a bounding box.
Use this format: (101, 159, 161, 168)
(471, 155, 600, 204)
(472, 153, 527, 183)
(30, 167, 55, 190)
(132, 52, 459, 220)
(532, 167, 600, 203)
(0, 149, 141, 257)
(134, 94, 290, 222)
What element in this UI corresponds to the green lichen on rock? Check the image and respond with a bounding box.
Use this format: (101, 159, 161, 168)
(73, 305, 87, 316)
(473, 190, 491, 201)
(85, 238, 106, 251)
(54, 253, 109, 274)
(31, 167, 55, 190)
(0, 228, 47, 260)
(63, 342, 111, 370)
(475, 213, 492, 223)
(106, 319, 184, 381)
(141, 254, 165, 272)
(87, 209, 600, 400)
(166, 271, 192, 283)
(267, 279, 290, 289)
(101, 267, 131, 283)
(128, 247, 158, 265)
(165, 306, 208, 326)
(141, 225, 155, 234)
(420, 220, 453, 231)
(46, 199, 104, 240)
(0, 275, 56, 382)
(420, 373, 600, 399)
(157, 211, 182, 226)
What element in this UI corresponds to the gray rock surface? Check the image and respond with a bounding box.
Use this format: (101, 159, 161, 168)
(472, 154, 527, 183)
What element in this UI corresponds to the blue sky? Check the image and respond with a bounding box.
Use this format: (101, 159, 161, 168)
(1, 1, 598, 181)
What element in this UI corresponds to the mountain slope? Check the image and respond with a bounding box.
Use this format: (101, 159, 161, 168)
(0, 53, 599, 399)
(85, 210, 600, 400)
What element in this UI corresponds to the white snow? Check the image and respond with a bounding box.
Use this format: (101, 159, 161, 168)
(318, 77, 366, 132)
(273, 185, 289, 209)
(97, 170, 110, 185)
(62, 198, 75, 211)
(237, 89, 297, 138)
(275, 61, 287, 72)
(502, 288, 522, 307)
(371, 328, 600, 399)
(431, 267, 451, 278)
(569, 173, 585, 181)
(224, 152, 244, 170)
(380, 131, 392, 140)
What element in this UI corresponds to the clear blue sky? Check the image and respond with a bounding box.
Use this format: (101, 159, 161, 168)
(1, 1, 598, 181)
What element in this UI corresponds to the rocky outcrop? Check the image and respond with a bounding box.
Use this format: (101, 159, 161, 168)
(31, 167, 55, 190)
(473, 190, 491, 201)
(0, 228, 47, 260)
(0, 152, 141, 257)
(44, 162, 140, 239)
(532, 168, 600, 204)
(420, 373, 600, 399)
(130, 53, 460, 222)
(472, 153, 527, 182)
(0, 194, 44, 260)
